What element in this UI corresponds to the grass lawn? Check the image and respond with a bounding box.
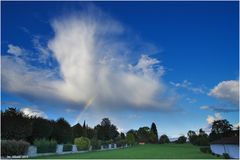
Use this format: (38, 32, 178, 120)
(34, 144, 220, 159)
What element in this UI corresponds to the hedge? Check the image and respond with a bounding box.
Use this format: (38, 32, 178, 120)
(63, 144, 72, 152)
(1, 140, 29, 157)
(199, 146, 211, 154)
(34, 139, 57, 153)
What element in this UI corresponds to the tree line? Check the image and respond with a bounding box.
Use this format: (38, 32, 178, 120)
(1, 107, 238, 146)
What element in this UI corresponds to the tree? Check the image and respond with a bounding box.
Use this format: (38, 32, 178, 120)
(51, 118, 72, 143)
(120, 132, 125, 139)
(127, 129, 138, 142)
(149, 131, 158, 143)
(187, 130, 197, 144)
(137, 127, 150, 143)
(72, 123, 83, 139)
(126, 132, 135, 145)
(209, 119, 233, 141)
(94, 118, 119, 141)
(28, 117, 53, 143)
(150, 123, 158, 143)
(176, 136, 187, 144)
(1, 108, 32, 140)
(159, 134, 170, 144)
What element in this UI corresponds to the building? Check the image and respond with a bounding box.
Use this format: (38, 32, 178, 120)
(210, 137, 239, 159)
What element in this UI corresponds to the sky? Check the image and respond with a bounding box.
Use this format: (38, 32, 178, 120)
(1, 1, 239, 138)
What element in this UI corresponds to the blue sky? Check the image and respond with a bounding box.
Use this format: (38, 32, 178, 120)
(1, 1, 239, 137)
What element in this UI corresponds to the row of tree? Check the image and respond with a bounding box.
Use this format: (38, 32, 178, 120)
(187, 119, 239, 146)
(2, 107, 238, 145)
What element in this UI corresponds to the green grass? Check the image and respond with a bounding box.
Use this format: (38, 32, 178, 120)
(34, 144, 220, 159)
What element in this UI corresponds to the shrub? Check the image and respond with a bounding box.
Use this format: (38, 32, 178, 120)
(74, 137, 90, 151)
(34, 139, 57, 153)
(91, 138, 101, 150)
(63, 144, 72, 152)
(1, 140, 29, 157)
(223, 153, 230, 159)
(199, 146, 211, 154)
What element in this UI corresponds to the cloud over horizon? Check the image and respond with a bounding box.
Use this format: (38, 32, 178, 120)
(208, 80, 239, 106)
(2, 7, 178, 112)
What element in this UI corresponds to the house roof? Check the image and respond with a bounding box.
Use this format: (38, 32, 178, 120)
(210, 137, 239, 145)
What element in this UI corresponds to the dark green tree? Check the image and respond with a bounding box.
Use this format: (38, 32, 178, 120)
(176, 136, 187, 144)
(127, 129, 138, 142)
(159, 134, 170, 144)
(209, 119, 233, 141)
(1, 108, 32, 140)
(137, 127, 150, 143)
(120, 132, 125, 139)
(187, 130, 197, 145)
(72, 123, 83, 139)
(150, 122, 158, 143)
(28, 117, 53, 143)
(51, 118, 72, 143)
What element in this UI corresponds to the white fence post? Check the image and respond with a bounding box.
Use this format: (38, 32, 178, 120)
(72, 145, 78, 152)
(101, 145, 104, 150)
(27, 145, 37, 157)
(108, 144, 112, 149)
(56, 144, 63, 154)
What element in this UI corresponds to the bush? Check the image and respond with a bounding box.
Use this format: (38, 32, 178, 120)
(74, 137, 90, 151)
(199, 146, 211, 154)
(1, 140, 29, 157)
(34, 139, 57, 153)
(91, 138, 101, 150)
(223, 153, 230, 159)
(63, 144, 72, 152)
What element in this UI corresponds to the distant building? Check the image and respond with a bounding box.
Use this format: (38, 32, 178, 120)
(210, 137, 239, 159)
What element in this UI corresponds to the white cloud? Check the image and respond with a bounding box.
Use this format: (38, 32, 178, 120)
(7, 44, 23, 56)
(209, 80, 239, 106)
(21, 107, 47, 118)
(170, 80, 205, 94)
(206, 113, 222, 125)
(200, 105, 238, 112)
(2, 7, 178, 112)
(200, 105, 209, 110)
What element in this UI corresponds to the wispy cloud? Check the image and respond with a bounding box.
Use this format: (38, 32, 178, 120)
(2, 6, 178, 113)
(170, 80, 206, 94)
(200, 105, 238, 113)
(7, 44, 23, 57)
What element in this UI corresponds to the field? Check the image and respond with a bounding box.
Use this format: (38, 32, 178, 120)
(34, 144, 220, 159)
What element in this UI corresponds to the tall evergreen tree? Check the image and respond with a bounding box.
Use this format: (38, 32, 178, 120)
(150, 122, 158, 143)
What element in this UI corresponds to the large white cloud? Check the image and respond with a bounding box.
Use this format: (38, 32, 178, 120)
(2, 8, 177, 111)
(206, 113, 222, 125)
(20, 107, 47, 118)
(208, 80, 239, 106)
